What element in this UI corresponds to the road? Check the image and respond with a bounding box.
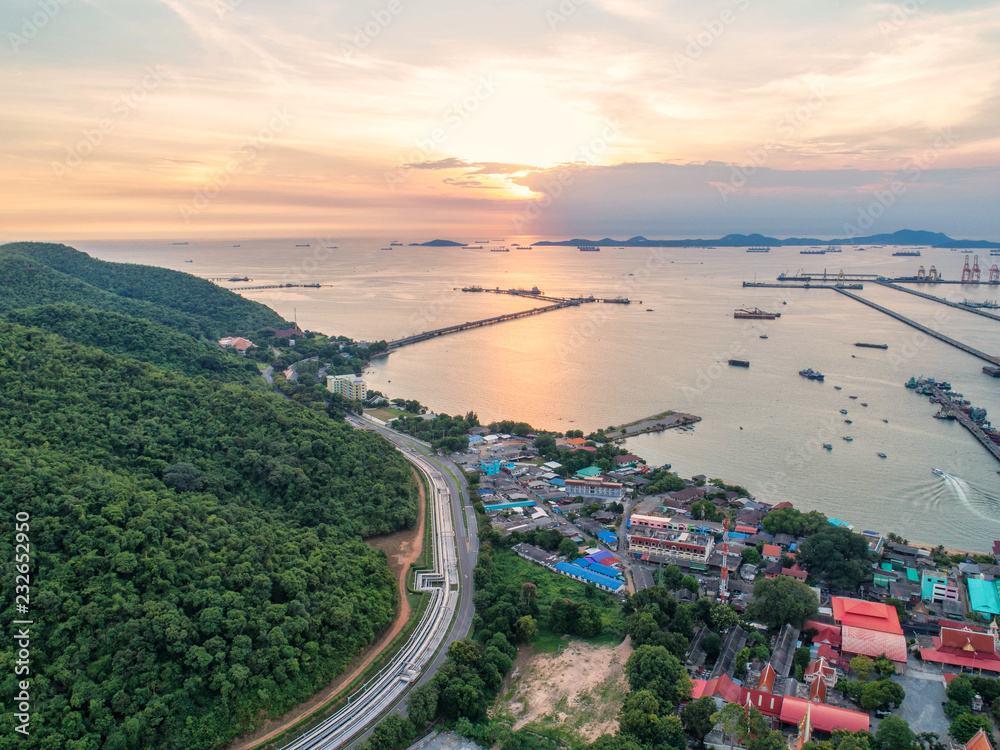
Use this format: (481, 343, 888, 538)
(277, 418, 478, 750)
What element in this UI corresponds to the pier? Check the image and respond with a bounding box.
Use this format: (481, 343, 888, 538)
(779, 272, 997, 285)
(743, 281, 864, 290)
(229, 283, 328, 291)
(387, 300, 582, 349)
(833, 288, 1000, 366)
(873, 280, 1000, 322)
(464, 287, 633, 304)
(929, 386, 1000, 465)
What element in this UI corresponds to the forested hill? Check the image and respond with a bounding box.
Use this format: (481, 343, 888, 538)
(5, 304, 264, 385)
(0, 242, 287, 339)
(0, 318, 418, 748)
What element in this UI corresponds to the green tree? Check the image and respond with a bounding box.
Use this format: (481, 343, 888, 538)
(713, 702, 748, 750)
(742, 546, 762, 565)
(625, 645, 692, 709)
(949, 714, 994, 745)
(874, 654, 896, 678)
(680, 575, 700, 594)
(681, 696, 718, 749)
(876, 717, 916, 750)
(798, 526, 875, 590)
(851, 655, 876, 681)
(558, 537, 580, 558)
(514, 615, 539, 643)
(703, 632, 724, 665)
(618, 690, 686, 750)
(747, 576, 819, 628)
(859, 680, 905, 711)
(406, 683, 439, 727)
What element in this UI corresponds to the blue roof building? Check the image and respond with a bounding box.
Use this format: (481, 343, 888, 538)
(553, 561, 625, 593)
(583, 560, 624, 580)
(483, 500, 537, 511)
(481, 460, 501, 476)
(597, 530, 619, 547)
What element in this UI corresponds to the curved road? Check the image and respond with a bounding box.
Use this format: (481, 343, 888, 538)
(276, 417, 478, 750)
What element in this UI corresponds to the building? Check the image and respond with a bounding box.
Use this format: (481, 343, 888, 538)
(968, 578, 1000, 615)
(326, 374, 367, 400)
(967, 729, 995, 750)
(922, 572, 961, 604)
(552, 561, 625, 594)
(832, 597, 908, 673)
(218, 336, 256, 353)
(920, 623, 1000, 673)
(626, 527, 714, 562)
(597, 530, 618, 548)
(564, 478, 624, 502)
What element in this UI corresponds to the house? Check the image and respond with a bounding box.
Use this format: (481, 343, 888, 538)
(804, 657, 838, 688)
(615, 454, 642, 467)
(782, 565, 808, 582)
(597, 530, 619, 548)
(762, 544, 783, 562)
(218, 336, 256, 353)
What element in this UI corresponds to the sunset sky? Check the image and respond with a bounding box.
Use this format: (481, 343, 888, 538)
(4, 0, 1000, 240)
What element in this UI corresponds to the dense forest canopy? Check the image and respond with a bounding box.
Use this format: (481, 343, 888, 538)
(0, 242, 286, 339)
(0, 244, 419, 749)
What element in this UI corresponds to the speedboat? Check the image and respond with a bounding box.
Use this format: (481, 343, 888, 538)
(883, 419, 889, 424)
(931, 468, 945, 476)
(843, 436, 853, 442)
(861, 402, 868, 407)
(823, 444, 832, 450)
(877, 453, 887, 458)
(840, 409, 848, 414)
(849, 395, 858, 400)
(760, 335, 768, 339)
(834, 386, 842, 390)
(845, 419, 852, 424)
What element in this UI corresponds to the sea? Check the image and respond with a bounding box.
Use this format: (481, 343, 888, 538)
(73, 238, 1000, 552)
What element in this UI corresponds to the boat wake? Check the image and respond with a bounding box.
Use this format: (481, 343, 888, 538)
(937, 471, 1000, 525)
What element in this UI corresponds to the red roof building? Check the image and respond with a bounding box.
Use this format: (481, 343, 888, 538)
(809, 677, 828, 703)
(841, 625, 908, 670)
(832, 597, 904, 634)
(807, 620, 843, 648)
(762, 544, 782, 560)
(758, 664, 776, 693)
(735, 524, 759, 535)
(921, 627, 1000, 673)
(967, 729, 995, 750)
(804, 657, 838, 687)
(782, 565, 808, 582)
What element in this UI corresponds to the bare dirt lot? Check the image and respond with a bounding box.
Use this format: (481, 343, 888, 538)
(498, 637, 633, 743)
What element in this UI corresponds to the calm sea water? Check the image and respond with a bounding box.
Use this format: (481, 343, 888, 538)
(75, 238, 1000, 551)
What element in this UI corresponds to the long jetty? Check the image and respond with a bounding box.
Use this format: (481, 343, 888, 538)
(833, 288, 1000, 366)
(468, 287, 633, 304)
(874, 280, 1000, 322)
(781, 271, 997, 285)
(929, 386, 1000, 464)
(387, 300, 581, 349)
(743, 281, 864, 290)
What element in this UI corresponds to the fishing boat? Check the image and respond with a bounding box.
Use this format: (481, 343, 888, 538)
(799, 368, 825, 380)
(823, 444, 832, 450)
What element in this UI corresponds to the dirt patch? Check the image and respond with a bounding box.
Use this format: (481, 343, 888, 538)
(224, 470, 426, 750)
(500, 637, 633, 743)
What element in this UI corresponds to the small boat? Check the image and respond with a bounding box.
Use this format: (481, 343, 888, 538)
(877, 453, 887, 458)
(380, 247, 392, 251)
(932, 468, 945, 477)
(646, 308, 655, 312)
(729, 359, 751, 368)
(840, 409, 848, 414)
(296, 244, 310, 247)
(849, 395, 858, 399)
(799, 368, 825, 380)
(843, 436, 853, 442)
(760, 335, 768, 339)
(232, 244, 241, 247)
(844, 419, 852, 424)
(823, 444, 833, 450)
(834, 386, 842, 390)
(861, 402, 868, 407)
(326, 246, 338, 249)
(883, 419, 889, 423)
(184, 259, 193, 262)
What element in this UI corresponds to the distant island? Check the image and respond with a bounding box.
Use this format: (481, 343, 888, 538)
(533, 229, 1000, 249)
(408, 239, 466, 247)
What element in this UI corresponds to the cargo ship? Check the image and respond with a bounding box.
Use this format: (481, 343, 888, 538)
(799, 368, 825, 380)
(577, 246, 600, 252)
(800, 249, 826, 255)
(462, 285, 484, 292)
(892, 250, 921, 256)
(729, 359, 750, 367)
(855, 343, 889, 349)
(488, 246, 510, 252)
(746, 246, 770, 253)
(734, 307, 781, 319)
(984, 366, 1000, 378)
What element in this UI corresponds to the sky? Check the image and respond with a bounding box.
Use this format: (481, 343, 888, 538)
(3, 0, 1000, 240)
